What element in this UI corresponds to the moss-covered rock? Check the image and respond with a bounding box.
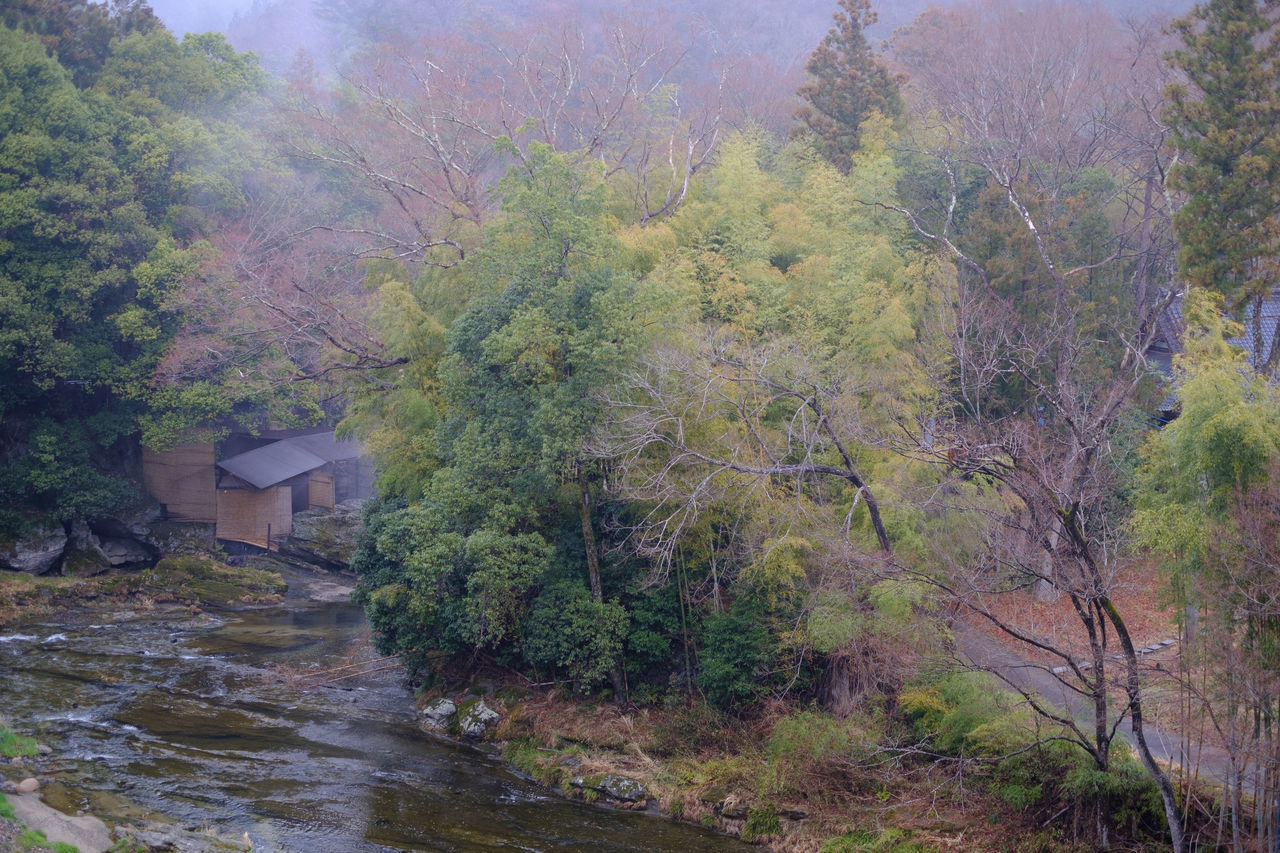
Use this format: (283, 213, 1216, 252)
(276, 502, 363, 572)
(457, 697, 501, 739)
(144, 556, 286, 607)
(570, 774, 648, 804)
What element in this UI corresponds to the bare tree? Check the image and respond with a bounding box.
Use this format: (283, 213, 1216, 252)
(885, 2, 1187, 847)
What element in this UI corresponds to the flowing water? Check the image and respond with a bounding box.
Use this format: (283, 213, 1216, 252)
(0, 577, 749, 852)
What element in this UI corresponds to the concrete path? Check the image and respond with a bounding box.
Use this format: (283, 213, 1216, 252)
(954, 623, 1239, 788)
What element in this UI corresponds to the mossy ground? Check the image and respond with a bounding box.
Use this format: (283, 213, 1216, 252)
(0, 556, 285, 629)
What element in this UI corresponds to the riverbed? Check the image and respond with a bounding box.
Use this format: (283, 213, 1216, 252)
(0, 573, 750, 852)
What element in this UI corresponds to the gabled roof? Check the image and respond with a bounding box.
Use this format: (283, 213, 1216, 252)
(215, 430, 362, 490)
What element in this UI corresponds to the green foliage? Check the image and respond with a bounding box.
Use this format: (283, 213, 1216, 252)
(1, 0, 160, 88)
(1166, 0, 1280, 340)
(741, 803, 781, 843)
(354, 146, 651, 684)
(994, 741, 1165, 840)
(897, 672, 1019, 757)
(794, 0, 902, 172)
(0, 21, 268, 529)
(0, 724, 38, 759)
(1132, 289, 1280, 598)
(524, 582, 629, 691)
(821, 828, 936, 852)
(697, 599, 784, 709)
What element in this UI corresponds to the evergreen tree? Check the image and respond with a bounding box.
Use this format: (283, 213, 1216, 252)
(1165, 0, 1280, 371)
(794, 0, 901, 173)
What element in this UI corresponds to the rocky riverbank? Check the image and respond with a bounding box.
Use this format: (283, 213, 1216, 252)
(0, 719, 253, 853)
(0, 557, 293, 852)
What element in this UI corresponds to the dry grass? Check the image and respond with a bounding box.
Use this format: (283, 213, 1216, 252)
(478, 682, 1066, 852)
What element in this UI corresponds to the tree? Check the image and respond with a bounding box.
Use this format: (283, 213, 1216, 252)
(353, 145, 649, 693)
(1132, 291, 1280, 848)
(0, 20, 273, 528)
(794, 0, 902, 173)
(887, 2, 1188, 847)
(0, 0, 159, 88)
(592, 127, 944, 713)
(1165, 0, 1280, 373)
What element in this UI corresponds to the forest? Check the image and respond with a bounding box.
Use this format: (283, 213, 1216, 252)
(2, 0, 1280, 849)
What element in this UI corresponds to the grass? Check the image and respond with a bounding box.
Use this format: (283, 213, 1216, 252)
(14, 827, 79, 853)
(0, 724, 37, 759)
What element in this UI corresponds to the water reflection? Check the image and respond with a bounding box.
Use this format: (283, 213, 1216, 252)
(0, 597, 750, 852)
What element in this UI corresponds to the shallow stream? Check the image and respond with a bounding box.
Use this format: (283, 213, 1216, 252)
(0, 576, 749, 852)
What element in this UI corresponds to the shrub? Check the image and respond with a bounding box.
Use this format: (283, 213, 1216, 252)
(741, 803, 781, 843)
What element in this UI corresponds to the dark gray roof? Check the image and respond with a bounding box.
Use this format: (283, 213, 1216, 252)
(285, 431, 362, 463)
(217, 442, 327, 489)
(216, 430, 365, 490)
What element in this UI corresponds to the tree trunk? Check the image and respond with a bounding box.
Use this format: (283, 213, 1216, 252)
(1102, 595, 1188, 852)
(580, 478, 626, 700)
(580, 481, 603, 603)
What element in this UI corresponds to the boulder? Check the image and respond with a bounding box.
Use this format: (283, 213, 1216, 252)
(146, 521, 217, 556)
(276, 501, 364, 572)
(6, 789, 112, 853)
(570, 774, 648, 804)
(458, 699, 500, 738)
(96, 536, 154, 566)
(91, 498, 164, 542)
(0, 522, 67, 574)
(420, 698, 457, 730)
(63, 521, 111, 577)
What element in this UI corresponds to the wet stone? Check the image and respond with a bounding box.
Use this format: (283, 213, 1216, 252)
(458, 699, 500, 738)
(420, 698, 457, 730)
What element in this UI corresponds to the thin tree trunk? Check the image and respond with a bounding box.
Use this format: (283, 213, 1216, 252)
(580, 481, 603, 602)
(1102, 594, 1188, 852)
(580, 478, 626, 700)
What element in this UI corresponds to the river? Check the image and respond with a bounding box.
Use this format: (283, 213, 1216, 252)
(0, 574, 750, 852)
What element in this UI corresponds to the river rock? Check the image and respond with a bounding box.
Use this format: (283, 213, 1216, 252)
(97, 536, 154, 566)
(92, 498, 164, 542)
(0, 521, 67, 574)
(571, 774, 647, 803)
(63, 521, 111, 577)
(458, 700, 500, 738)
(147, 521, 217, 556)
(420, 698, 457, 730)
(128, 825, 251, 852)
(16, 777, 39, 793)
(276, 502, 364, 572)
(6, 788, 111, 853)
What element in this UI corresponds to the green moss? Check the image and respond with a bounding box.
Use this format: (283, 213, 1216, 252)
(504, 739, 565, 787)
(107, 839, 149, 853)
(147, 556, 286, 606)
(14, 827, 79, 853)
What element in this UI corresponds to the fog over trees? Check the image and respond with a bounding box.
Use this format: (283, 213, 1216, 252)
(6, 0, 1279, 849)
